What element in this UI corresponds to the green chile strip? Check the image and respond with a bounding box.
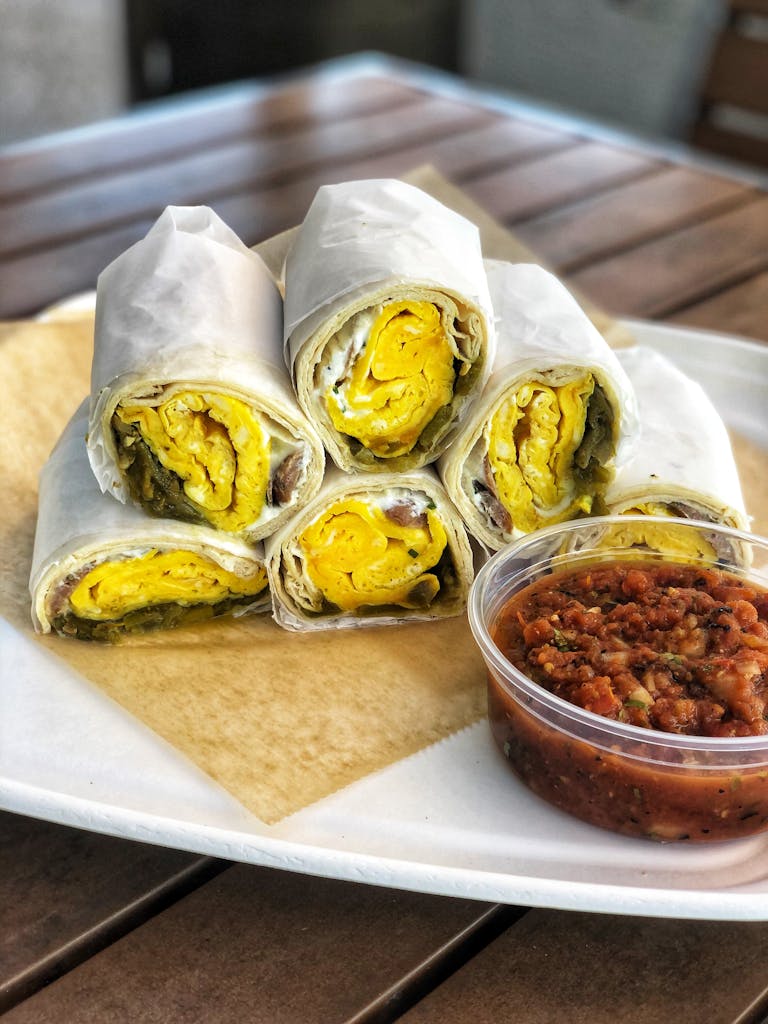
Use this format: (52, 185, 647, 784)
(51, 593, 261, 643)
(112, 417, 207, 524)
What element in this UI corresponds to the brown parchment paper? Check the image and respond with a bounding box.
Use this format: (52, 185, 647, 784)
(2, 173, 765, 825)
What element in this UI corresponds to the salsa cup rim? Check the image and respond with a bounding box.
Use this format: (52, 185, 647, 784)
(468, 513, 768, 760)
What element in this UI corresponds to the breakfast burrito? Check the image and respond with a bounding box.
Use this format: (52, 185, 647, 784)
(282, 179, 494, 473)
(31, 404, 270, 641)
(598, 345, 749, 559)
(265, 465, 474, 630)
(87, 205, 325, 542)
(439, 261, 639, 550)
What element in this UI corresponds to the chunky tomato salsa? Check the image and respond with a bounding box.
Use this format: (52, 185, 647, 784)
(493, 561, 768, 738)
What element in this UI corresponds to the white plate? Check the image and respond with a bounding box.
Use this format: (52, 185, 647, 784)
(3, 320, 768, 921)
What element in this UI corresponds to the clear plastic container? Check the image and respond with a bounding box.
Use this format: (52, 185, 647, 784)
(468, 515, 768, 842)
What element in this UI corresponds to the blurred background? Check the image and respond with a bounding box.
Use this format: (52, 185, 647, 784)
(1, 0, 766, 169)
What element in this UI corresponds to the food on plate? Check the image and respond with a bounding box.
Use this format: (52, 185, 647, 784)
(597, 346, 750, 559)
(265, 465, 474, 630)
(282, 179, 494, 472)
(31, 404, 270, 641)
(87, 205, 325, 542)
(439, 261, 638, 550)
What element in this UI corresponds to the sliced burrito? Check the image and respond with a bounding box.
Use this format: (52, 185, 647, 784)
(439, 261, 639, 550)
(265, 465, 474, 631)
(32, 404, 270, 641)
(87, 206, 325, 543)
(282, 179, 494, 473)
(597, 345, 749, 561)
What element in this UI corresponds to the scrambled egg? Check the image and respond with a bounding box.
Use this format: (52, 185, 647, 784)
(297, 498, 447, 611)
(69, 549, 268, 621)
(599, 503, 718, 561)
(116, 390, 270, 532)
(486, 374, 596, 533)
(325, 301, 456, 458)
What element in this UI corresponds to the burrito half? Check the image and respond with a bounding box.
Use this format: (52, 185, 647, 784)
(265, 465, 474, 630)
(439, 261, 639, 550)
(282, 179, 494, 472)
(87, 206, 325, 542)
(597, 345, 749, 561)
(32, 404, 270, 641)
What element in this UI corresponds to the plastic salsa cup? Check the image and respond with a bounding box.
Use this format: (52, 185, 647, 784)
(468, 515, 768, 843)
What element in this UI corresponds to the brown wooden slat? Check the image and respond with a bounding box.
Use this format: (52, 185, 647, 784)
(464, 141, 661, 223)
(0, 223, 150, 318)
(0, 811, 221, 1012)
(1, 863, 501, 1024)
(378, 116, 577, 183)
(515, 165, 753, 272)
(0, 118, 578, 318)
(692, 122, 768, 170)
(701, 31, 768, 113)
(665, 270, 768, 344)
(0, 95, 495, 260)
(0, 75, 421, 200)
(566, 195, 768, 318)
(397, 908, 768, 1024)
(730, 0, 768, 13)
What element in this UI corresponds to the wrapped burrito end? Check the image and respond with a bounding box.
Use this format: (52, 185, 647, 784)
(597, 346, 751, 563)
(440, 261, 638, 550)
(265, 467, 475, 631)
(87, 205, 326, 541)
(32, 405, 272, 642)
(283, 180, 495, 473)
(32, 544, 269, 641)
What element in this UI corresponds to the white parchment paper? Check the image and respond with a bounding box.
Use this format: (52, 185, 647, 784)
(609, 346, 748, 527)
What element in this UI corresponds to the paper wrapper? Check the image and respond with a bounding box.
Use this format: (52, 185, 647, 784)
(265, 465, 474, 631)
(88, 206, 325, 542)
(607, 346, 749, 529)
(439, 261, 639, 550)
(31, 402, 270, 635)
(3, 172, 766, 825)
(282, 179, 495, 472)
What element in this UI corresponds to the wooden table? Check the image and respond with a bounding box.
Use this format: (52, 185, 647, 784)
(2, 54, 768, 1024)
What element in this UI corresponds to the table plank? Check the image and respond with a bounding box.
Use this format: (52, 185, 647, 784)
(0, 94, 496, 260)
(664, 270, 768, 344)
(397, 908, 768, 1024)
(0, 74, 420, 201)
(0, 812, 222, 1013)
(566, 195, 768, 319)
(515, 165, 753, 272)
(1, 863, 507, 1024)
(0, 115, 574, 319)
(464, 141, 661, 223)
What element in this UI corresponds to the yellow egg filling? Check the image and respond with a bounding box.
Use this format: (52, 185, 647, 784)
(68, 548, 268, 621)
(599, 503, 718, 561)
(297, 497, 448, 611)
(325, 301, 457, 458)
(115, 390, 270, 532)
(486, 374, 597, 533)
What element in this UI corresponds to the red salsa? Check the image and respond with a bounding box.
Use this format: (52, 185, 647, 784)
(493, 561, 768, 738)
(488, 560, 768, 842)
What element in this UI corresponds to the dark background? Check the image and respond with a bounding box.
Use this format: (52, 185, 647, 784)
(126, 0, 461, 101)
